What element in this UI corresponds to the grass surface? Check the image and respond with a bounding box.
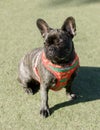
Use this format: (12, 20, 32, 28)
(0, 0, 100, 130)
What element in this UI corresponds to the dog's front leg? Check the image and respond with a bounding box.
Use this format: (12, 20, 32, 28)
(66, 83, 77, 100)
(65, 72, 77, 100)
(40, 84, 50, 118)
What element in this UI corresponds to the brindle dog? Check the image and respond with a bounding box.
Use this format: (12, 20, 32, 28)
(18, 17, 79, 118)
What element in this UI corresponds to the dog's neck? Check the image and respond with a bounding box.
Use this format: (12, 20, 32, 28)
(43, 49, 76, 66)
(42, 51, 77, 68)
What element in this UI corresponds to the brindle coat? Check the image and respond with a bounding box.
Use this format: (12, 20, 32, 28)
(18, 17, 79, 118)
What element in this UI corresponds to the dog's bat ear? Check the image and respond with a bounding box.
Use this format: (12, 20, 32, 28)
(61, 16, 76, 38)
(36, 19, 50, 38)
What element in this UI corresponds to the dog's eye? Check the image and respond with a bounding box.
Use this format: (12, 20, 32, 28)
(56, 42, 60, 46)
(56, 41, 63, 46)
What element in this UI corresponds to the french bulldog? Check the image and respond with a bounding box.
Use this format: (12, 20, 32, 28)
(18, 16, 79, 118)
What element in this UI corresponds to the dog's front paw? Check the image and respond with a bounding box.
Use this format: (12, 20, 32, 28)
(68, 93, 77, 101)
(40, 108, 50, 118)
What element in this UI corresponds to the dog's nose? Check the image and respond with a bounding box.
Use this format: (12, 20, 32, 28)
(49, 47, 56, 52)
(49, 48, 53, 51)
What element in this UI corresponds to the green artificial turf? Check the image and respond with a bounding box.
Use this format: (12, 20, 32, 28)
(0, 0, 100, 130)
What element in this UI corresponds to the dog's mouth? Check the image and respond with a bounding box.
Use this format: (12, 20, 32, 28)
(46, 51, 70, 64)
(55, 56, 67, 61)
(53, 55, 70, 64)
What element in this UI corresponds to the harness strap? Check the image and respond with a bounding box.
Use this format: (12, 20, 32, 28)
(33, 52, 41, 82)
(42, 52, 79, 91)
(33, 51, 79, 91)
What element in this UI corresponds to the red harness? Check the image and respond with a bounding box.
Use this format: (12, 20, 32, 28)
(33, 52, 79, 91)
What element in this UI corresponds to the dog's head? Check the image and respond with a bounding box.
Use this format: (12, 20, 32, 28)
(36, 17, 76, 64)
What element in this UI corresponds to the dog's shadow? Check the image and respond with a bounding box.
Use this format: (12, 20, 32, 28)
(51, 66, 100, 113)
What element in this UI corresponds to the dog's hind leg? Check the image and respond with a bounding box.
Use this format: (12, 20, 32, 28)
(18, 60, 33, 94)
(18, 69, 40, 94)
(17, 76, 33, 94)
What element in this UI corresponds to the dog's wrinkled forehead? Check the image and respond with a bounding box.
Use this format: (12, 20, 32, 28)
(44, 29, 67, 42)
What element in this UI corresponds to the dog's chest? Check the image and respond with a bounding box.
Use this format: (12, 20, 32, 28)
(33, 51, 79, 91)
(42, 52, 79, 91)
